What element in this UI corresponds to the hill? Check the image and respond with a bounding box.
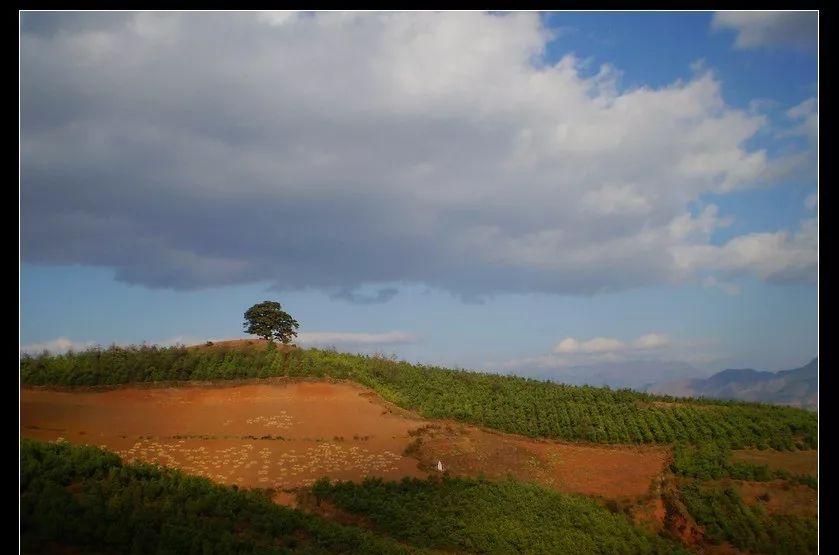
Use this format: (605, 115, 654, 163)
(22, 439, 690, 554)
(21, 342, 817, 449)
(20, 341, 819, 554)
(648, 359, 817, 410)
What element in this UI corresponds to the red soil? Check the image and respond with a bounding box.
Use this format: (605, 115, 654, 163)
(21, 381, 427, 489)
(731, 449, 817, 477)
(21, 380, 668, 500)
(395, 422, 667, 498)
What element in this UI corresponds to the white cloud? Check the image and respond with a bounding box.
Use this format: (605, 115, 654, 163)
(788, 97, 817, 119)
(552, 332, 669, 357)
(781, 97, 818, 146)
(712, 11, 817, 50)
(493, 332, 719, 389)
(20, 337, 96, 355)
(633, 332, 670, 350)
(257, 11, 298, 26)
(580, 184, 651, 216)
(554, 336, 625, 354)
(673, 218, 817, 284)
(296, 331, 419, 346)
(20, 12, 816, 298)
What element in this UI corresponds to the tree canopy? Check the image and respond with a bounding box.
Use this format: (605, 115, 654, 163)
(243, 301, 299, 344)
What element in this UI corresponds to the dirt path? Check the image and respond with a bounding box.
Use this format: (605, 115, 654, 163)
(21, 380, 668, 499)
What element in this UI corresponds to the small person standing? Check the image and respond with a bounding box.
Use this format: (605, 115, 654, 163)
(436, 460, 444, 472)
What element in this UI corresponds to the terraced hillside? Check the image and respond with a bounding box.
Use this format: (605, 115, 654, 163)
(20, 341, 818, 554)
(21, 342, 817, 449)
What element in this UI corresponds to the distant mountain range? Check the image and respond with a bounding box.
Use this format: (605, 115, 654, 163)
(647, 358, 818, 410)
(525, 360, 704, 391)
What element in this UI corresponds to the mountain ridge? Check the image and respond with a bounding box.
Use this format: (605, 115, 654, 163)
(648, 358, 817, 410)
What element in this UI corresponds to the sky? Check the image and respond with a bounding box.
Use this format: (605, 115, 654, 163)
(20, 11, 818, 387)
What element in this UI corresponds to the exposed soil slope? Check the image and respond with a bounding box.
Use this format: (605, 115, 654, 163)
(21, 380, 667, 499)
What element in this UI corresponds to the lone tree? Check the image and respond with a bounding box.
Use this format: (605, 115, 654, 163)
(243, 301, 299, 344)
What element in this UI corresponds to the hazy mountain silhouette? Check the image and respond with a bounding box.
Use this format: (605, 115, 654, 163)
(648, 358, 817, 410)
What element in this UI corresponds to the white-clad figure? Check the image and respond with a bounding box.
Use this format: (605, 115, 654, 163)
(437, 460, 444, 472)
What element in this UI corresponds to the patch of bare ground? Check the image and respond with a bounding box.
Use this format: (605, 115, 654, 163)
(22, 379, 668, 503)
(628, 474, 668, 534)
(405, 423, 669, 499)
(271, 490, 299, 508)
(732, 480, 817, 518)
(21, 381, 428, 489)
(661, 477, 705, 548)
(630, 496, 667, 534)
(731, 448, 817, 477)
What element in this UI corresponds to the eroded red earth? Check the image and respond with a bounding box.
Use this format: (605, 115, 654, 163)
(21, 380, 668, 499)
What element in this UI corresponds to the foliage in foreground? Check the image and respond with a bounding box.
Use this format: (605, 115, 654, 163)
(20, 439, 414, 555)
(21, 345, 817, 449)
(311, 476, 687, 554)
(679, 482, 817, 555)
(671, 442, 817, 488)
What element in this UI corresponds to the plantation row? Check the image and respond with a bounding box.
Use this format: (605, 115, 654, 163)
(21, 344, 817, 449)
(671, 442, 818, 487)
(310, 476, 687, 554)
(21, 439, 415, 554)
(678, 483, 817, 554)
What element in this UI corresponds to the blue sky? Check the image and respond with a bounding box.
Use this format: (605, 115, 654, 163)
(20, 12, 818, 383)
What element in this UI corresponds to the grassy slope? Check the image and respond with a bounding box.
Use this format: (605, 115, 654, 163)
(21, 344, 817, 450)
(21, 439, 417, 555)
(310, 476, 688, 554)
(21, 344, 818, 554)
(22, 439, 688, 555)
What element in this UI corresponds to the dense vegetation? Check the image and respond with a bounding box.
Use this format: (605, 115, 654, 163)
(679, 482, 817, 554)
(309, 476, 685, 554)
(671, 442, 817, 488)
(21, 344, 817, 449)
(21, 439, 416, 554)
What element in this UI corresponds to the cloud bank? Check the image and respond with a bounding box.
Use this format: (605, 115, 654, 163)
(21, 12, 816, 300)
(494, 332, 711, 389)
(712, 11, 817, 50)
(540, 332, 673, 364)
